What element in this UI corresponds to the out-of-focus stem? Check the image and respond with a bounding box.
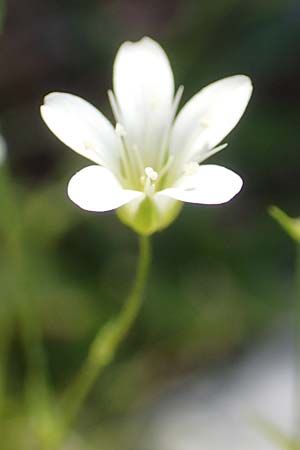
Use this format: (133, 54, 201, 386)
(0, 168, 49, 409)
(58, 234, 151, 443)
(0, 314, 11, 415)
(294, 243, 300, 444)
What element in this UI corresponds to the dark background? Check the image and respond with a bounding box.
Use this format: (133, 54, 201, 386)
(0, 0, 299, 448)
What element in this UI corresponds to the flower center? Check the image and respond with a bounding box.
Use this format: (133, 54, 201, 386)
(115, 122, 162, 192)
(115, 122, 177, 194)
(141, 166, 158, 196)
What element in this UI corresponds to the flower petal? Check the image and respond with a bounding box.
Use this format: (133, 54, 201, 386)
(159, 164, 243, 205)
(113, 37, 174, 166)
(170, 75, 253, 163)
(68, 165, 143, 212)
(41, 93, 118, 170)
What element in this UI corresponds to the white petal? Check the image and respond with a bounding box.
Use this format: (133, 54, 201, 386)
(68, 165, 143, 212)
(113, 37, 174, 166)
(159, 164, 243, 205)
(170, 75, 253, 162)
(41, 93, 118, 170)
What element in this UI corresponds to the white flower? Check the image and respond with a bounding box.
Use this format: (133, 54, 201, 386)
(40, 37, 252, 235)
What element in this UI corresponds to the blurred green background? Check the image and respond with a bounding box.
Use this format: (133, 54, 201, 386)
(0, 0, 299, 448)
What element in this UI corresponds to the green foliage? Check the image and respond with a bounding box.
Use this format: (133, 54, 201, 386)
(0, 0, 5, 31)
(269, 206, 300, 243)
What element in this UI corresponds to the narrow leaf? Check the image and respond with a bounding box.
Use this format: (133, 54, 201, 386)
(269, 205, 300, 243)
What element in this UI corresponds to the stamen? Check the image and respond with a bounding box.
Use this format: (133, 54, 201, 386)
(193, 143, 228, 164)
(145, 166, 158, 181)
(132, 144, 144, 174)
(158, 154, 174, 180)
(156, 85, 184, 170)
(172, 85, 184, 118)
(115, 123, 133, 181)
(115, 122, 127, 138)
(108, 90, 122, 123)
(175, 123, 211, 169)
(143, 166, 158, 196)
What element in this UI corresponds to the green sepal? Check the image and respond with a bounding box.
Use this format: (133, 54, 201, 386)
(117, 196, 182, 236)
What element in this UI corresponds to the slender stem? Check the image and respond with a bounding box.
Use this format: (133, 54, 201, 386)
(60, 234, 151, 435)
(0, 168, 49, 407)
(0, 313, 12, 415)
(17, 280, 49, 404)
(294, 242, 300, 443)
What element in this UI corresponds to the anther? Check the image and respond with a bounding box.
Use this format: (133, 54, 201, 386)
(83, 140, 96, 151)
(145, 167, 158, 181)
(115, 122, 127, 138)
(143, 167, 158, 196)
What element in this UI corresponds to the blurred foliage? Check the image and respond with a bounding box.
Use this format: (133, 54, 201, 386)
(270, 206, 300, 243)
(0, 0, 300, 448)
(0, 0, 5, 30)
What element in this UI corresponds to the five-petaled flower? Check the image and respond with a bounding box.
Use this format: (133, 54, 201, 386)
(40, 37, 252, 235)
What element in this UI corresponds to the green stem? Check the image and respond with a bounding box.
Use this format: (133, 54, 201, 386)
(294, 243, 300, 444)
(0, 313, 12, 415)
(0, 168, 49, 406)
(60, 234, 151, 437)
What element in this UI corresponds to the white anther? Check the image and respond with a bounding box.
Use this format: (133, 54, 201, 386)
(143, 167, 158, 197)
(145, 166, 158, 181)
(115, 122, 127, 138)
(199, 120, 209, 128)
(83, 140, 96, 151)
(184, 162, 199, 176)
